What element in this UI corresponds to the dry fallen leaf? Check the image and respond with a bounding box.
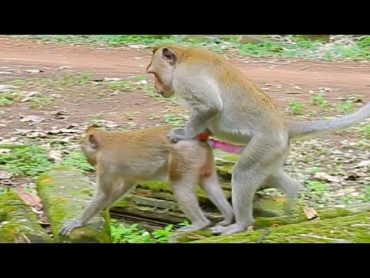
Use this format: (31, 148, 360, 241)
(14, 186, 42, 210)
(314, 172, 343, 183)
(303, 207, 319, 220)
(48, 150, 63, 162)
(355, 160, 370, 168)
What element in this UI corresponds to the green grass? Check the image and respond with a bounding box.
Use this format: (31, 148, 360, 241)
(61, 73, 91, 86)
(336, 100, 354, 114)
(29, 95, 54, 109)
(288, 100, 305, 115)
(0, 92, 20, 107)
(357, 124, 370, 139)
(0, 145, 52, 176)
(306, 180, 329, 198)
(57, 151, 94, 172)
(310, 94, 329, 109)
(360, 185, 370, 202)
(21, 35, 370, 61)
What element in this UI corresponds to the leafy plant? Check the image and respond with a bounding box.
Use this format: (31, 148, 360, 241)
(0, 146, 52, 176)
(310, 94, 329, 109)
(110, 221, 175, 243)
(58, 151, 94, 172)
(152, 224, 174, 243)
(288, 101, 305, 115)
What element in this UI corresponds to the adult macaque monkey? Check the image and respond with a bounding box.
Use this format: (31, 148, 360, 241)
(146, 45, 370, 235)
(59, 126, 234, 236)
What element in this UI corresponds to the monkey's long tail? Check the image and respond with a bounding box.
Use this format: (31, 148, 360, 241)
(287, 102, 370, 138)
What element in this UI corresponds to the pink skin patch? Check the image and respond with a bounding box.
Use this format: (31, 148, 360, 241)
(208, 139, 244, 154)
(195, 132, 244, 154)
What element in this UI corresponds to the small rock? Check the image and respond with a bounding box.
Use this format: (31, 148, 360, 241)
(103, 77, 122, 82)
(20, 115, 44, 123)
(48, 150, 63, 162)
(355, 160, 370, 168)
(0, 85, 17, 92)
(128, 44, 145, 49)
(0, 171, 12, 180)
(25, 69, 44, 74)
(58, 66, 73, 70)
(26, 132, 47, 138)
(0, 71, 13, 75)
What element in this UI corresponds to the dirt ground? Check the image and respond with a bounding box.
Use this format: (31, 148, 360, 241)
(0, 36, 369, 209)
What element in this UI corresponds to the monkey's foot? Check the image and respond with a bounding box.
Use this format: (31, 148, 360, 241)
(210, 223, 249, 235)
(176, 222, 211, 232)
(59, 219, 83, 236)
(216, 217, 234, 227)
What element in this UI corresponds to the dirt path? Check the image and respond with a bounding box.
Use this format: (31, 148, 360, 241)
(1, 37, 369, 104)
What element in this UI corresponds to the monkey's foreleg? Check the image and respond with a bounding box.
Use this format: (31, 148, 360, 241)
(59, 175, 113, 236)
(168, 107, 218, 143)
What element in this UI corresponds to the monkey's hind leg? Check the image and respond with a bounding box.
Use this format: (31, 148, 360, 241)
(199, 167, 234, 227)
(170, 170, 212, 232)
(211, 136, 289, 235)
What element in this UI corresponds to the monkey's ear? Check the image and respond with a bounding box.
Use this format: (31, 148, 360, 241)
(88, 134, 99, 149)
(162, 48, 176, 65)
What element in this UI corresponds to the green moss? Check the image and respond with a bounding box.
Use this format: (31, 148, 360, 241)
(196, 212, 370, 243)
(36, 167, 111, 243)
(0, 191, 52, 243)
(216, 166, 233, 180)
(169, 230, 214, 243)
(0, 209, 7, 221)
(137, 181, 171, 193)
(135, 180, 230, 209)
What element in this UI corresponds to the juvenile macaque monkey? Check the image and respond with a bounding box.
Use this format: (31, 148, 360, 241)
(146, 45, 370, 235)
(59, 126, 234, 236)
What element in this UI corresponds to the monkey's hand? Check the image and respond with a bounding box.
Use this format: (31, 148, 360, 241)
(59, 219, 83, 236)
(167, 128, 190, 143)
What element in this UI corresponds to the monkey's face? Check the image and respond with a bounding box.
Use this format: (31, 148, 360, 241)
(146, 47, 176, 98)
